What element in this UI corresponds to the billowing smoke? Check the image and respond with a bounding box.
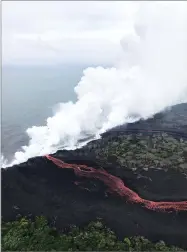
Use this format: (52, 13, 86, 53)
(2, 2, 187, 167)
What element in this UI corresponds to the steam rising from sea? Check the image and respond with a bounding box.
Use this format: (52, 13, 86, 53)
(2, 2, 187, 167)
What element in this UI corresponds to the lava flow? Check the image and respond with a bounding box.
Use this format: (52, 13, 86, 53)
(45, 155, 187, 212)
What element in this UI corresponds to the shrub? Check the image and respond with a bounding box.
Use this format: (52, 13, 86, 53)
(1, 217, 184, 251)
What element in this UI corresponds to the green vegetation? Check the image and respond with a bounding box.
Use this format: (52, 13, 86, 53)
(2, 132, 187, 251)
(84, 133, 187, 173)
(2, 217, 184, 251)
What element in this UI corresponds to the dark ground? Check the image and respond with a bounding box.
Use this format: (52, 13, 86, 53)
(2, 103, 187, 249)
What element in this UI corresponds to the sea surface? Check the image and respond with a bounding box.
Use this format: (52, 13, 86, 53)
(2, 65, 90, 161)
(2, 65, 187, 163)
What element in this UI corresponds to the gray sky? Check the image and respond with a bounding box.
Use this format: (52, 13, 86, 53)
(2, 1, 138, 65)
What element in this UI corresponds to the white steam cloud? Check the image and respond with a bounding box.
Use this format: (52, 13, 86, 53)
(2, 2, 187, 167)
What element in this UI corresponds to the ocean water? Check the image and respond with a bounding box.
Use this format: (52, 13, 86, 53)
(2, 64, 187, 167)
(2, 3, 187, 167)
(2, 65, 89, 161)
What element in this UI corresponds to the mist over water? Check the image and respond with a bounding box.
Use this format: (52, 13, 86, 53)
(2, 2, 187, 167)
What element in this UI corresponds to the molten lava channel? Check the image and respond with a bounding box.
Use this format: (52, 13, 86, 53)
(45, 155, 187, 212)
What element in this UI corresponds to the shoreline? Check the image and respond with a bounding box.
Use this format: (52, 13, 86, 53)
(2, 127, 187, 249)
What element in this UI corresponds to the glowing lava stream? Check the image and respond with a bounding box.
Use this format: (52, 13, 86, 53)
(45, 155, 187, 212)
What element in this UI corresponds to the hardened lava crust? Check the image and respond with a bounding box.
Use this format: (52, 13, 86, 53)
(2, 103, 187, 249)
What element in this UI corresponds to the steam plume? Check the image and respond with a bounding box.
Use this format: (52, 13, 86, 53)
(2, 2, 187, 167)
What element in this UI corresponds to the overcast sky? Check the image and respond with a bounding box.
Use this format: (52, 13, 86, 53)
(2, 1, 139, 66)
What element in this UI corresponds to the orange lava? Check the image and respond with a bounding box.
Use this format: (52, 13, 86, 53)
(45, 155, 187, 212)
